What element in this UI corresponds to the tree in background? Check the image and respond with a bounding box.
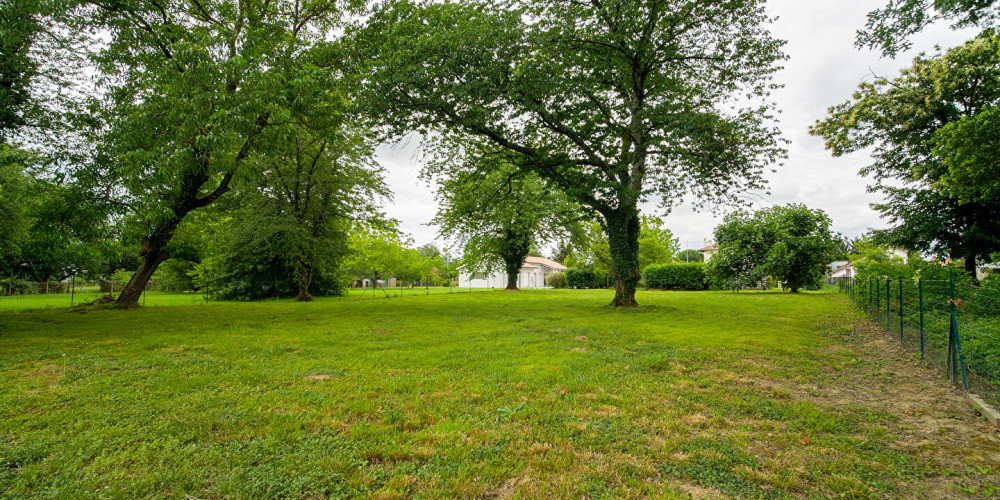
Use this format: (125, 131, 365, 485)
(564, 222, 614, 288)
(637, 216, 680, 272)
(0, 147, 31, 268)
(676, 250, 704, 263)
(73, 0, 359, 306)
(198, 121, 384, 301)
(342, 225, 434, 290)
(706, 204, 837, 292)
(812, 34, 1000, 278)
(858, 0, 1000, 57)
(427, 145, 582, 290)
(353, 0, 786, 306)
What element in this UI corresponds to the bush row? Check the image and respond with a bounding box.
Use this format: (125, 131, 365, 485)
(564, 268, 607, 289)
(642, 263, 707, 290)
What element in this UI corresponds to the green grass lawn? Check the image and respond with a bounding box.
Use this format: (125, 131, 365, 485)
(1, 290, 998, 498)
(0, 287, 497, 312)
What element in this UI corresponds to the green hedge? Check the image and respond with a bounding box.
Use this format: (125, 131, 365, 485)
(642, 263, 707, 290)
(565, 268, 602, 289)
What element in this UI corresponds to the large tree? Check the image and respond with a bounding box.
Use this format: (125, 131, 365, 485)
(76, 0, 356, 306)
(427, 145, 581, 291)
(812, 34, 1000, 276)
(353, 0, 786, 306)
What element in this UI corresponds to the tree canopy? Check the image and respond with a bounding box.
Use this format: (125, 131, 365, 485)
(812, 33, 1000, 275)
(74, 0, 361, 306)
(706, 204, 837, 292)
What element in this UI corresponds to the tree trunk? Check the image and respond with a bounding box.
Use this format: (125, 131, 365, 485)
(605, 209, 641, 307)
(499, 225, 531, 291)
(297, 266, 314, 302)
(965, 253, 978, 280)
(506, 270, 519, 290)
(116, 247, 169, 307)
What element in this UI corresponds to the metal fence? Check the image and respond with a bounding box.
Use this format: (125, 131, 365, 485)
(838, 277, 1000, 407)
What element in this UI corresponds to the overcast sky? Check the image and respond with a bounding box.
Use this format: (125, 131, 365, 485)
(375, 0, 976, 255)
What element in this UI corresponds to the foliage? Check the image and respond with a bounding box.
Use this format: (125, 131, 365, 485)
(813, 33, 1000, 276)
(0, 146, 30, 265)
(195, 217, 346, 301)
(643, 263, 707, 291)
(982, 271, 1000, 289)
(858, 0, 1000, 56)
(427, 144, 581, 290)
(352, 0, 787, 306)
(676, 250, 704, 263)
(563, 222, 613, 287)
(72, 0, 360, 305)
(544, 271, 566, 289)
(0, 0, 41, 139)
(564, 268, 602, 289)
(150, 259, 197, 293)
(637, 216, 680, 271)
(342, 225, 434, 287)
(706, 204, 837, 292)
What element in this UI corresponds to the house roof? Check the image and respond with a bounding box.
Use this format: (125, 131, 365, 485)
(525, 256, 567, 271)
(699, 245, 718, 252)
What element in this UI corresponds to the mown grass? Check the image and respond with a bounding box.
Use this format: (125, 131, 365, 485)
(0, 287, 497, 312)
(0, 290, 993, 498)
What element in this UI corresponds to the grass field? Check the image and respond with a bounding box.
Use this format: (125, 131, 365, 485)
(0, 287, 497, 312)
(1, 290, 998, 498)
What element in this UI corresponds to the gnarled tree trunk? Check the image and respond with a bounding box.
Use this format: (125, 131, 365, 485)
(297, 266, 314, 302)
(605, 208, 641, 308)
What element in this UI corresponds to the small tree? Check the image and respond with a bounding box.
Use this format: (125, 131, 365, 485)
(427, 145, 581, 291)
(706, 204, 836, 292)
(676, 249, 704, 263)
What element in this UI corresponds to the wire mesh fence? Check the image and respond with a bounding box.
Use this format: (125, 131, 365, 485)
(838, 276, 1000, 407)
(0, 275, 509, 313)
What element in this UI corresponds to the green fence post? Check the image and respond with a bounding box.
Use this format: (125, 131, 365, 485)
(948, 277, 969, 391)
(898, 278, 904, 343)
(918, 278, 925, 358)
(884, 278, 890, 329)
(875, 277, 880, 320)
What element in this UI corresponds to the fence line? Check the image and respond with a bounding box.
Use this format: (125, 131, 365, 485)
(838, 276, 1000, 407)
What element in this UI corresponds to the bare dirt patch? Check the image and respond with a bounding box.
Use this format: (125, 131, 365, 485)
(765, 315, 1000, 497)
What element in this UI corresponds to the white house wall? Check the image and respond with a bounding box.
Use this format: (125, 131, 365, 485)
(459, 268, 550, 289)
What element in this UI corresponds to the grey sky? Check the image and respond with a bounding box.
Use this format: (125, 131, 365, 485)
(376, 0, 976, 255)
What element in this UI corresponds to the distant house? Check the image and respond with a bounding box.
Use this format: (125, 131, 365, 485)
(698, 240, 718, 262)
(458, 256, 568, 289)
(828, 261, 854, 279)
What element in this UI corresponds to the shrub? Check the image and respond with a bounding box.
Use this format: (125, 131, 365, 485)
(565, 268, 602, 289)
(545, 271, 567, 289)
(982, 271, 1000, 290)
(151, 259, 198, 292)
(99, 269, 134, 293)
(642, 263, 707, 290)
